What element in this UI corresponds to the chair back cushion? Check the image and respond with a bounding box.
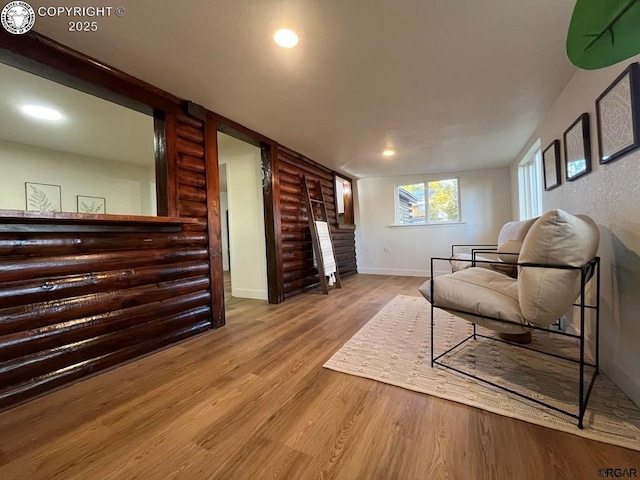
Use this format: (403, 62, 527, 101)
(518, 209, 599, 326)
(496, 217, 538, 263)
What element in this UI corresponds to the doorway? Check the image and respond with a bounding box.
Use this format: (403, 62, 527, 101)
(217, 131, 268, 302)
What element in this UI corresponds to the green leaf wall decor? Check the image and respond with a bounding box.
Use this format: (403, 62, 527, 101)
(567, 0, 640, 70)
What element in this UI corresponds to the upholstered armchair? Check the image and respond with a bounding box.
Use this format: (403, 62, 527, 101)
(419, 209, 601, 428)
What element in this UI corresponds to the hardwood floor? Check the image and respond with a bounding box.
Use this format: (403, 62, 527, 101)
(223, 270, 231, 300)
(0, 274, 637, 479)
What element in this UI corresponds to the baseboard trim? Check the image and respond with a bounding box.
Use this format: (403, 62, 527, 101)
(231, 288, 268, 300)
(358, 267, 450, 277)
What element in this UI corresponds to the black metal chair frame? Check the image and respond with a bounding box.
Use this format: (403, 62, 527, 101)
(429, 255, 601, 429)
(451, 244, 498, 267)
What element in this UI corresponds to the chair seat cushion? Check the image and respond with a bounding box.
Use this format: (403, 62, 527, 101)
(419, 268, 526, 333)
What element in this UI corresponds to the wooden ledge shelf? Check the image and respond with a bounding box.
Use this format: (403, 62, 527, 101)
(0, 210, 198, 233)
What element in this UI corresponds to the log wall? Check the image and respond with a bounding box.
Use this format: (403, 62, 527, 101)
(0, 30, 357, 411)
(277, 148, 357, 299)
(0, 113, 214, 410)
(0, 32, 217, 410)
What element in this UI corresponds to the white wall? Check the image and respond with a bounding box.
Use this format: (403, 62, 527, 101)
(220, 190, 230, 271)
(0, 139, 155, 215)
(510, 57, 640, 406)
(356, 168, 512, 277)
(223, 151, 268, 300)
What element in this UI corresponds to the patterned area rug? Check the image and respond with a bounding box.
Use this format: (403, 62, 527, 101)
(324, 295, 640, 451)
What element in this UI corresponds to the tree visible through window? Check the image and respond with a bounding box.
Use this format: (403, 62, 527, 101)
(396, 179, 460, 224)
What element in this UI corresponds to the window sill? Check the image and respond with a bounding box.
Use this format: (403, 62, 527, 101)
(388, 221, 467, 228)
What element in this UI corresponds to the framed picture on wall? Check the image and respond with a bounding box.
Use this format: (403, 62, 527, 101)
(563, 113, 592, 181)
(542, 140, 561, 191)
(77, 195, 106, 214)
(596, 62, 640, 164)
(25, 182, 61, 212)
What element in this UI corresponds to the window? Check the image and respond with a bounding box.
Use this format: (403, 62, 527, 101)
(518, 141, 543, 220)
(395, 178, 460, 225)
(334, 175, 354, 225)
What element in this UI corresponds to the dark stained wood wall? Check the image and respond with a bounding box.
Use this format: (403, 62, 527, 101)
(0, 227, 213, 409)
(277, 148, 357, 299)
(0, 32, 218, 411)
(0, 30, 357, 411)
(0, 111, 215, 411)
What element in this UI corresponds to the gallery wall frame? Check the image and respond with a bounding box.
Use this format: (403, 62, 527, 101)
(542, 140, 561, 191)
(25, 182, 61, 212)
(596, 62, 640, 164)
(563, 113, 592, 181)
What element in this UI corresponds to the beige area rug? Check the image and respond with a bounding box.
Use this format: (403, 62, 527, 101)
(324, 295, 640, 451)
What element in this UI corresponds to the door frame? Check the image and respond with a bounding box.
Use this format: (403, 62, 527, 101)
(207, 118, 283, 305)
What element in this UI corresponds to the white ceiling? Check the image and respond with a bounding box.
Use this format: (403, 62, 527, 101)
(0, 62, 155, 166)
(28, 0, 577, 178)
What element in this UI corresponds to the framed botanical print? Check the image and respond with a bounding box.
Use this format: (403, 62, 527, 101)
(542, 140, 561, 191)
(77, 195, 106, 214)
(596, 62, 640, 164)
(25, 182, 61, 212)
(563, 113, 592, 181)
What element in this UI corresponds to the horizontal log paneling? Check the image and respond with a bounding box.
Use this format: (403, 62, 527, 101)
(176, 138, 204, 158)
(176, 111, 203, 129)
(178, 185, 207, 203)
(0, 276, 210, 337)
(0, 248, 208, 283)
(0, 232, 206, 257)
(277, 147, 357, 297)
(0, 261, 209, 309)
(178, 170, 206, 188)
(0, 305, 210, 388)
(178, 200, 208, 218)
(0, 320, 210, 411)
(181, 218, 208, 232)
(278, 154, 333, 181)
(178, 155, 206, 173)
(176, 123, 204, 144)
(0, 35, 218, 410)
(333, 228, 357, 277)
(0, 289, 211, 362)
(281, 231, 312, 242)
(282, 242, 312, 253)
(0, 228, 214, 410)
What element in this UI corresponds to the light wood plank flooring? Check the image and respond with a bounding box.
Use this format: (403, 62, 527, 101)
(223, 270, 231, 301)
(0, 274, 638, 479)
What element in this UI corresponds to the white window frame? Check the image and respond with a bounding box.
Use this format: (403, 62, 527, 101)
(518, 140, 543, 220)
(394, 177, 462, 226)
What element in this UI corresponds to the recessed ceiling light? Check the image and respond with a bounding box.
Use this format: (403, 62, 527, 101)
(21, 105, 63, 121)
(274, 29, 299, 48)
(382, 149, 396, 157)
